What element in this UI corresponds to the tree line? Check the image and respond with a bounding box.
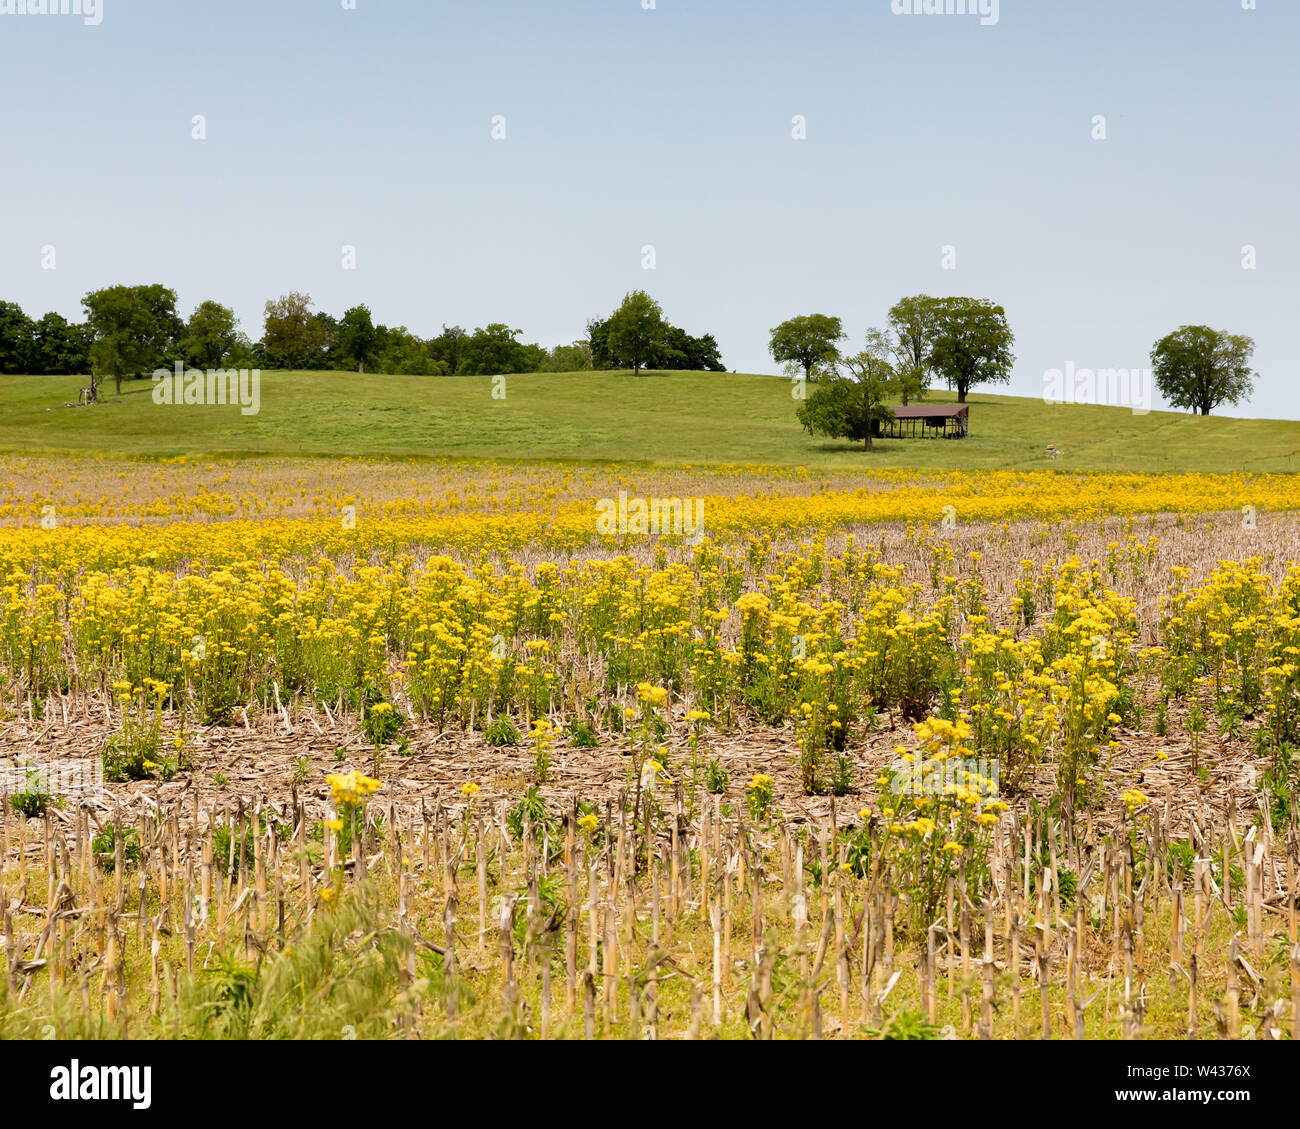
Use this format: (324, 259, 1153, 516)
(0, 287, 725, 399)
(1, 285, 1258, 425)
(775, 296, 1257, 451)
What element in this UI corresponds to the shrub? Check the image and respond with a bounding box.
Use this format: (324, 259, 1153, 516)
(507, 785, 549, 840)
(485, 717, 520, 748)
(362, 700, 403, 748)
(92, 824, 142, 871)
(566, 718, 599, 747)
(7, 772, 52, 818)
(705, 758, 728, 794)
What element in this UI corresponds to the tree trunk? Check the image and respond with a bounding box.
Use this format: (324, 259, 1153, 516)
(863, 433, 873, 452)
(115, 371, 122, 395)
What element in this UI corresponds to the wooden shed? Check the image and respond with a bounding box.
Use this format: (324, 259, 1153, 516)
(874, 404, 969, 439)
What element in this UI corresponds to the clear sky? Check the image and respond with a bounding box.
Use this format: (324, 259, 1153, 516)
(1, 0, 1295, 417)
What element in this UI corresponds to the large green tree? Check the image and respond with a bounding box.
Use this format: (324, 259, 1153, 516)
(928, 298, 1015, 403)
(262, 291, 328, 371)
(796, 340, 900, 452)
(604, 291, 671, 376)
(886, 295, 942, 405)
(768, 314, 845, 380)
(180, 300, 239, 369)
(83, 284, 183, 398)
(337, 305, 380, 373)
(588, 307, 722, 373)
(1150, 325, 1256, 416)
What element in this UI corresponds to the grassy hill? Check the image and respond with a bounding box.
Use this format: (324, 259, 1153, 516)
(2, 369, 1299, 473)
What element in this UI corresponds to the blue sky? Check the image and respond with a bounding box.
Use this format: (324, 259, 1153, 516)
(1, 0, 1295, 417)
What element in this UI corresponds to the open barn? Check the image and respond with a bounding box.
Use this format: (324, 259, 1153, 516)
(875, 403, 969, 439)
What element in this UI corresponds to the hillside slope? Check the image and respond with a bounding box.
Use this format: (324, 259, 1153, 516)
(2, 370, 1298, 472)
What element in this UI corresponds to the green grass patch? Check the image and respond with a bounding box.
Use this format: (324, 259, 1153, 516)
(3, 370, 1300, 473)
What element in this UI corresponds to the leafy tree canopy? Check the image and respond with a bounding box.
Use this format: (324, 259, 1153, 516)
(796, 332, 901, 451)
(262, 291, 328, 371)
(1150, 325, 1256, 416)
(927, 297, 1015, 403)
(83, 283, 183, 396)
(769, 314, 845, 380)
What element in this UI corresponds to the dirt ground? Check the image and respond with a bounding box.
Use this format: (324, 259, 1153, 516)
(1, 693, 1271, 856)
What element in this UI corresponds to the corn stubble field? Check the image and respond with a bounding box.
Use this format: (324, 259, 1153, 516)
(1, 455, 1299, 1041)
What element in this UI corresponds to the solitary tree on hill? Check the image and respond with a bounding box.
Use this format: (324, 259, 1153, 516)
(1150, 325, 1256, 416)
(605, 290, 671, 376)
(927, 298, 1015, 403)
(768, 314, 845, 381)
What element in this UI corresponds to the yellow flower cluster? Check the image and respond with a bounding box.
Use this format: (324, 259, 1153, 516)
(1120, 789, 1150, 812)
(636, 682, 669, 707)
(327, 771, 383, 807)
(6, 461, 1296, 545)
(3, 466, 1294, 833)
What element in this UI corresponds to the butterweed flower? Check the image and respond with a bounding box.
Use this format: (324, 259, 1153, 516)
(327, 771, 383, 807)
(636, 682, 669, 707)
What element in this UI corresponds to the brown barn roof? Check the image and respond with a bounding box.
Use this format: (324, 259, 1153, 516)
(887, 404, 969, 419)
